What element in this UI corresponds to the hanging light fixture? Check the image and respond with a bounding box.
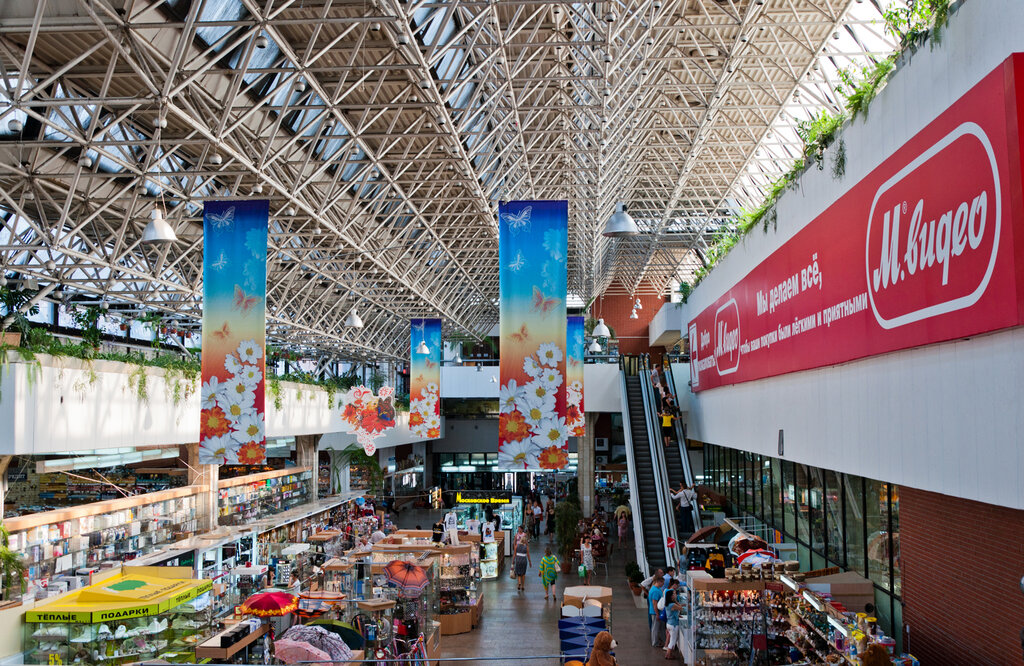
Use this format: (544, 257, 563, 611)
(454, 343, 463, 365)
(634, 298, 643, 310)
(142, 208, 177, 244)
(588, 339, 603, 353)
(602, 202, 639, 237)
(344, 309, 364, 328)
(416, 339, 430, 355)
(592, 318, 611, 338)
(629, 309, 638, 320)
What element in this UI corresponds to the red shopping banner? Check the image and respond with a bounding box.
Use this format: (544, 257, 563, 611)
(690, 56, 1024, 392)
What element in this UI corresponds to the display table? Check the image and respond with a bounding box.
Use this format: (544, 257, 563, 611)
(195, 622, 268, 661)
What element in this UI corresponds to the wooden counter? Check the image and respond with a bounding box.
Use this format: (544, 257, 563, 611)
(195, 622, 268, 661)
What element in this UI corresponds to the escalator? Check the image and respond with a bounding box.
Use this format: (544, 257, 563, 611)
(662, 358, 702, 534)
(624, 374, 667, 571)
(620, 357, 677, 575)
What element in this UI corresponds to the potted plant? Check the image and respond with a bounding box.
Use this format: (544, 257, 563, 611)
(0, 286, 39, 348)
(625, 561, 646, 607)
(0, 526, 25, 608)
(554, 498, 583, 574)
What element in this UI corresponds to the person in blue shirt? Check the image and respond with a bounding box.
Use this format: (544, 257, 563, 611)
(663, 580, 683, 658)
(648, 576, 665, 647)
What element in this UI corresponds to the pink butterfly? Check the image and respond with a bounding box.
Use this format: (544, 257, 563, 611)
(531, 286, 560, 315)
(233, 285, 258, 313)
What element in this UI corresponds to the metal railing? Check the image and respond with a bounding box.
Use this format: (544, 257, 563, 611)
(637, 355, 680, 569)
(662, 362, 702, 533)
(617, 363, 649, 577)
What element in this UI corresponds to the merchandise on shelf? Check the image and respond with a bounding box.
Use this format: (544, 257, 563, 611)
(436, 544, 482, 635)
(6, 491, 199, 590)
(217, 469, 312, 527)
(24, 571, 213, 666)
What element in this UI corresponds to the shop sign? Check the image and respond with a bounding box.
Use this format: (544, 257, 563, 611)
(26, 610, 91, 624)
(453, 491, 513, 505)
(689, 56, 1024, 392)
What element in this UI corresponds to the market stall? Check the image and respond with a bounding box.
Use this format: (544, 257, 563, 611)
(24, 568, 213, 665)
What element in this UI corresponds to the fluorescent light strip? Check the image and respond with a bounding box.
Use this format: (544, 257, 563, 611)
(802, 590, 824, 611)
(780, 575, 799, 591)
(828, 616, 850, 637)
(38, 448, 179, 473)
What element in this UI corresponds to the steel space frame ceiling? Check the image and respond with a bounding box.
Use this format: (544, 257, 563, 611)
(0, 0, 900, 361)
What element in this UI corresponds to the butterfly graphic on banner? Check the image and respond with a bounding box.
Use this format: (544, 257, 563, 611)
(208, 206, 235, 230)
(507, 251, 526, 272)
(211, 252, 228, 271)
(211, 322, 231, 340)
(233, 285, 259, 314)
(501, 206, 532, 235)
(423, 359, 438, 370)
(412, 320, 426, 336)
(531, 286, 560, 315)
(509, 324, 530, 343)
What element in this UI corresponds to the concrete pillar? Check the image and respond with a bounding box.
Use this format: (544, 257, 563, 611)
(295, 434, 319, 501)
(578, 413, 598, 517)
(186, 442, 218, 533)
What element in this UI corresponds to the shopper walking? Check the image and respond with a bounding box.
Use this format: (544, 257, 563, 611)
(546, 499, 556, 539)
(647, 576, 665, 647)
(579, 536, 595, 585)
(531, 500, 543, 539)
(538, 546, 560, 600)
(617, 513, 629, 545)
(513, 536, 531, 592)
(660, 409, 676, 447)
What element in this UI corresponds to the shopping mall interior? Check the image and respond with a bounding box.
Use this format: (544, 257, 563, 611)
(0, 0, 1021, 664)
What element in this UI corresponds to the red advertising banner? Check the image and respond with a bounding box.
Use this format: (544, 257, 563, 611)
(690, 56, 1024, 392)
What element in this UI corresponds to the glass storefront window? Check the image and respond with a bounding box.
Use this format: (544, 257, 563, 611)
(781, 461, 795, 539)
(846, 475, 867, 578)
(767, 458, 779, 527)
(808, 467, 826, 560)
(866, 479, 892, 591)
(794, 464, 810, 546)
(824, 469, 845, 567)
(891, 485, 901, 598)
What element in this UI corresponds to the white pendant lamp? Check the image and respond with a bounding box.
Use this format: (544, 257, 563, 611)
(344, 309, 364, 328)
(142, 209, 177, 244)
(588, 339, 603, 354)
(634, 298, 642, 310)
(629, 309, 639, 320)
(592, 318, 611, 338)
(602, 201, 639, 237)
(416, 340, 430, 355)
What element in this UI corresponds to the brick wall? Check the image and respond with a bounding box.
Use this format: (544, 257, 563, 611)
(901, 486, 1024, 663)
(592, 287, 667, 356)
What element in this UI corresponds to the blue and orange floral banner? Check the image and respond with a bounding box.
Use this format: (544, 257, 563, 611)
(497, 200, 569, 469)
(199, 200, 268, 465)
(409, 318, 442, 440)
(567, 316, 585, 437)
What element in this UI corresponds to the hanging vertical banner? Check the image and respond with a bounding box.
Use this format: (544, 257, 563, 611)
(199, 200, 269, 465)
(566, 316, 585, 437)
(409, 318, 442, 440)
(497, 200, 569, 469)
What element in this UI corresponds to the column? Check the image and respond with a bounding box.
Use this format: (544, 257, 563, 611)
(578, 412, 598, 517)
(187, 442, 218, 533)
(295, 434, 319, 502)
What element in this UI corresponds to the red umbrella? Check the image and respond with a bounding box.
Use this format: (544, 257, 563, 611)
(241, 590, 298, 617)
(383, 560, 430, 597)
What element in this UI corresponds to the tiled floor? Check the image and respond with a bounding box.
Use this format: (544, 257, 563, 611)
(396, 509, 675, 665)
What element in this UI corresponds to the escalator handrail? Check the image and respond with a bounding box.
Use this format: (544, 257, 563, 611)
(618, 367, 651, 577)
(662, 363, 702, 532)
(637, 354, 680, 570)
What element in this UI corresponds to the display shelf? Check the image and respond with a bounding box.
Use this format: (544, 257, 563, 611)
(217, 468, 313, 527)
(194, 622, 267, 661)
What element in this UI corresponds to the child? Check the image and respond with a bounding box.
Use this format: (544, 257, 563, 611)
(538, 546, 561, 600)
(580, 536, 594, 585)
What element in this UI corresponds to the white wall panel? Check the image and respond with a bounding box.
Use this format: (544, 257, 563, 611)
(665, 0, 1024, 509)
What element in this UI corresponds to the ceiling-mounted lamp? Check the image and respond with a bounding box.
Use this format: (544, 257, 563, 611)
(344, 309, 364, 328)
(397, 34, 410, 45)
(592, 318, 611, 338)
(634, 298, 643, 310)
(78, 154, 93, 169)
(23, 277, 39, 291)
(629, 309, 638, 320)
(255, 34, 269, 49)
(416, 340, 430, 355)
(602, 202, 639, 237)
(142, 208, 177, 244)
(209, 153, 223, 165)
(588, 339, 603, 354)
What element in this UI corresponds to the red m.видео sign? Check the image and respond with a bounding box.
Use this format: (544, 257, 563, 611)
(690, 55, 1024, 392)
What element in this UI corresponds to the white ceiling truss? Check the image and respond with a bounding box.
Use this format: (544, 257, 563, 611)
(0, 0, 900, 361)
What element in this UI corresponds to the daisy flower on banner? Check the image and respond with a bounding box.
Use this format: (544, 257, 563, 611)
(499, 440, 541, 469)
(537, 343, 563, 367)
(523, 356, 544, 379)
(231, 411, 265, 444)
(236, 339, 263, 364)
(499, 380, 524, 413)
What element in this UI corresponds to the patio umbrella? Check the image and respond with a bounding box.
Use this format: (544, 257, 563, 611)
(309, 620, 365, 650)
(383, 560, 430, 597)
(241, 590, 298, 617)
(273, 638, 331, 666)
(282, 625, 354, 662)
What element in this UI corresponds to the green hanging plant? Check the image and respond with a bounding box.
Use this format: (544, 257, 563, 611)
(71, 306, 104, 352)
(269, 377, 283, 410)
(127, 363, 149, 402)
(832, 138, 847, 180)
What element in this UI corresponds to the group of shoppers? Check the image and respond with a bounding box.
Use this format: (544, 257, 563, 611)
(525, 495, 555, 538)
(642, 567, 685, 659)
(511, 523, 561, 599)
